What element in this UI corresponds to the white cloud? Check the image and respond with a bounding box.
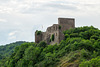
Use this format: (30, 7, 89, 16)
(0, 18, 7, 22)
(8, 36, 16, 40)
(8, 31, 19, 40)
(9, 31, 18, 36)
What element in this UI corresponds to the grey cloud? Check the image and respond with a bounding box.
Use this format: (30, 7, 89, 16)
(20, 7, 47, 14)
(15, 0, 78, 14)
(0, 0, 9, 3)
(82, 3, 100, 7)
(44, 3, 78, 10)
(20, 2, 78, 14)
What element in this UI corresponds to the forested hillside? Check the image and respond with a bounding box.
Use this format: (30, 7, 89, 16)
(0, 41, 26, 59)
(0, 26, 100, 67)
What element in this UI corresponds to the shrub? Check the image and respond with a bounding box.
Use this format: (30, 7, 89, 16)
(36, 30, 41, 35)
(90, 35, 99, 40)
(49, 39, 51, 42)
(80, 49, 90, 61)
(70, 33, 79, 38)
(50, 34, 55, 41)
(38, 41, 47, 48)
(79, 56, 100, 67)
(59, 25, 61, 29)
(65, 34, 70, 40)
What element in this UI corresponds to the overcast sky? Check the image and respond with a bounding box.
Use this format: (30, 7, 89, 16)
(0, 0, 100, 45)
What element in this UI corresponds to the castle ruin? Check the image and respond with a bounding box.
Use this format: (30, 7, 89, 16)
(35, 18, 75, 45)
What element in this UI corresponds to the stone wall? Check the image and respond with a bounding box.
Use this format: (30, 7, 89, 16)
(58, 18, 75, 31)
(35, 31, 42, 43)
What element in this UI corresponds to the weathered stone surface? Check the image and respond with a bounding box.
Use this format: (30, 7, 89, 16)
(35, 18, 75, 45)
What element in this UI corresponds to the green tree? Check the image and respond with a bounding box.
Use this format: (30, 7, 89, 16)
(79, 57, 100, 67)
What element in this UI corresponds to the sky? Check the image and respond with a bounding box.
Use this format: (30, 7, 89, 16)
(0, 0, 100, 45)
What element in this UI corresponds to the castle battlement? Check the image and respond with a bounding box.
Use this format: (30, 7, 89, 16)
(35, 18, 75, 45)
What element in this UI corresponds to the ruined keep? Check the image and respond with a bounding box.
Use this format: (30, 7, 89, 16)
(35, 18, 75, 45)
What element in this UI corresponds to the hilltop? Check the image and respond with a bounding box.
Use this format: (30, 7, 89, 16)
(0, 26, 100, 67)
(0, 41, 27, 59)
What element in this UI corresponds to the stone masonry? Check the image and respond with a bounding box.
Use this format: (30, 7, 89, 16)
(35, 18, 75, 45)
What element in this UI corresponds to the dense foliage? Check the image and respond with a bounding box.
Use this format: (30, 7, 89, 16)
(79, 56, 100, 67)
(59, 25, 61, 29)
(50, 34, 55, 42)
(0, 41, 26, 59)
(36, 30, 42, 35)
(0, 26, 100, 67)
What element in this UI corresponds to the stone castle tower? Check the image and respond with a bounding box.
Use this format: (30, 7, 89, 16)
(35, 18, 75, 45)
